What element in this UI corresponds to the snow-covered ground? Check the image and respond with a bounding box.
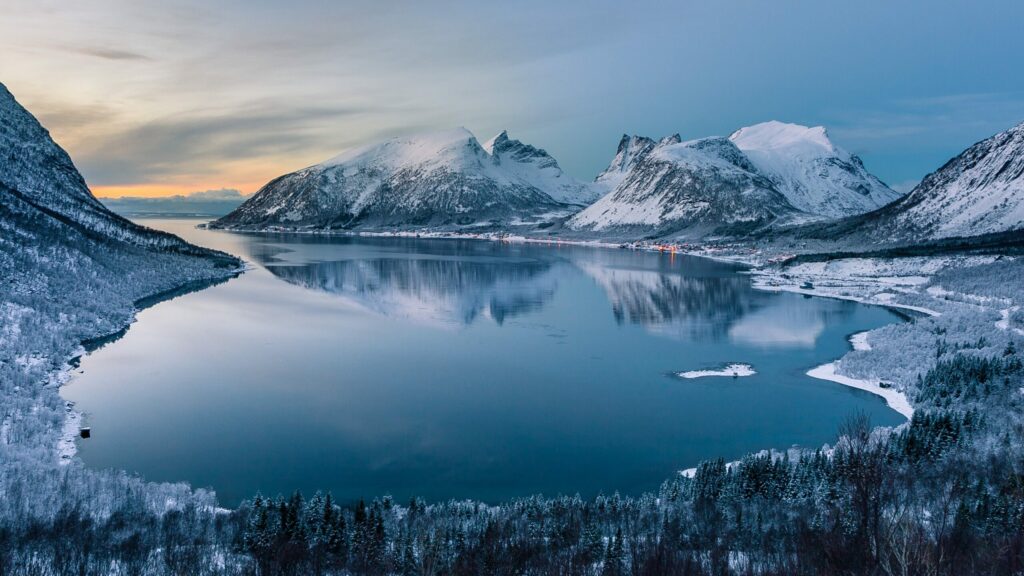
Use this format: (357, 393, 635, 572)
(678, 364, 756, 379)
(998, 306, 1024, 336)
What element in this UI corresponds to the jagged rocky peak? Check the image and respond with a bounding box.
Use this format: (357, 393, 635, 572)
(606, 134, 658, 172)
(483, 129, 599, 205)
(482, 129, 511, 153)
(729, 120, 900, 218)
(484, 129, 551, 165)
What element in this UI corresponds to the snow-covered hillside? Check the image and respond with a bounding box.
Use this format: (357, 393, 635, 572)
(852, 121, 1024, 241)
(214, 128, 580, 230)
(568, 135, 798, 238)
(1, 81, 240, 558)
(729, 121, 900, 218)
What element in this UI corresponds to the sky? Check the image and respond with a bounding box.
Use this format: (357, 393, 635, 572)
(1, 0, 1022, 198)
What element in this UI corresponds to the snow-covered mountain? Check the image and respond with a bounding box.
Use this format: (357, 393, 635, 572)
(729, 121, 900, 218)
(568, 122, 900, 239)
(214, 128, 581, 230)
(834, 121, 1024, 242)
(568, 135, 799, 238)
(0, 83, 234, 259)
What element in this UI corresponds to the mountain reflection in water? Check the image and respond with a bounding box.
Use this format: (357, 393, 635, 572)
(240, 234, 852, 344)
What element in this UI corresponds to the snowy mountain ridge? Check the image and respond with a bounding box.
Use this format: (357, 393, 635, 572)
(567, 121, 900, 238)
(215, 119, 1024, 244)
(794, 120, 1024, 245)
(0, 83, 230, 256)
(214, 128, 582, 230)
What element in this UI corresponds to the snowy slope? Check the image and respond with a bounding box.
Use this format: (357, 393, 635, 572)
(483, 130, 598, 205)
(215, 128, 575, 230)
(568, 134, 798, 238)
(729, 121, 900, 218)
(877, 121, 1024, 240)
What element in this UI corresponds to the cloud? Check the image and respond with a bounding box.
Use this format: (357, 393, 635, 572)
(75, 102, 372, 185)
(72, 46, 151, 61)
(104, 188, 246, 201)
(185, 188, 246, 200)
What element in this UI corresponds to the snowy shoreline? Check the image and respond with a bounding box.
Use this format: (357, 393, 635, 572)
(805, 331, 914, 420)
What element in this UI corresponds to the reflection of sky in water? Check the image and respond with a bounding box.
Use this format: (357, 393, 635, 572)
(63, 219, 905, 506)
(729, 297, 846, 348)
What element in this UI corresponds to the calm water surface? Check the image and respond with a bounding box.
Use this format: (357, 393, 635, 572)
(63, 218, 905, 506)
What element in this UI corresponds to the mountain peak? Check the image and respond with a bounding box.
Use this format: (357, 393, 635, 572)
(215, 126, 592, 229)
(602, 135, 657, 179)
(727, 120, 898, 217)
(484, 130, 599, 205)
(729, 121, 834, 156)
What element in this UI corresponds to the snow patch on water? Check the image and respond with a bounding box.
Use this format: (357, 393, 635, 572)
(678, 364, 756, 379)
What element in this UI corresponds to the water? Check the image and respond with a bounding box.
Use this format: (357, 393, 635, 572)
(63, 218, 905, 506)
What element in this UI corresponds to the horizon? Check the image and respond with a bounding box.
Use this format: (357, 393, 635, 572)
(2, 0, 1023, 198)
